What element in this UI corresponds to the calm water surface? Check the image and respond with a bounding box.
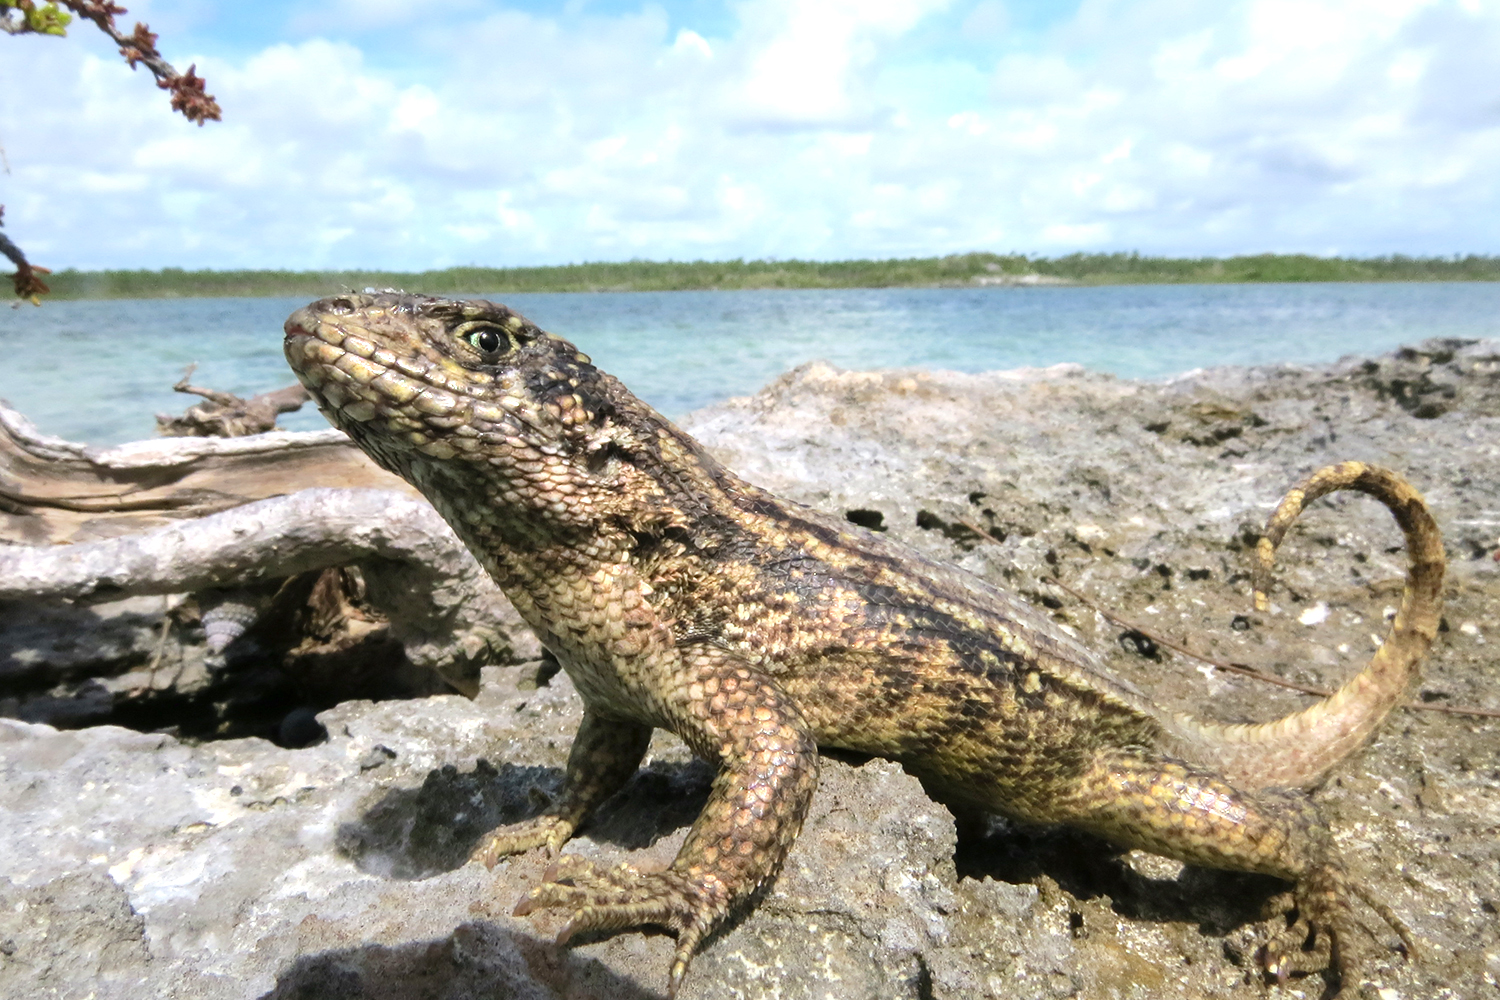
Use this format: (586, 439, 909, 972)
(2, 283, 1496, 445)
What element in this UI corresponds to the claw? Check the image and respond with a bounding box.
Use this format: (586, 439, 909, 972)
(667, 949, 693, 998)
(1259, 942, 1291, 987)
(666, 918, 714, 998)
(1352, 882, 1419, 961)
(470, 813, 577, 869)
(555, 913, 585, 947)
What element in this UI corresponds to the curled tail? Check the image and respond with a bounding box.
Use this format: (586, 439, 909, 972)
(1171, 461, 1445, 790)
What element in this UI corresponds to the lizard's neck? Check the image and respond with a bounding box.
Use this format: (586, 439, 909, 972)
(409, 405, 757, 584)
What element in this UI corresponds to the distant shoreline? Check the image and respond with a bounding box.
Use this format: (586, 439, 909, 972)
(38, 251, 1500, 300)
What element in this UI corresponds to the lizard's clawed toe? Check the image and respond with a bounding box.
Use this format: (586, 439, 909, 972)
(516, 858, 703, 933)
(1258, 863, 1414, 996)
(470, 814, 576, 869)
(513, 857, 721, 992)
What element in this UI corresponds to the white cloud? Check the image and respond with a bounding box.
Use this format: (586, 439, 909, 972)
(1, 0, 1499, 269)
(671, 29, 714, 60)
(727, 0, 948, 126)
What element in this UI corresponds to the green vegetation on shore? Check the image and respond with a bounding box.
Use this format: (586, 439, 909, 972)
(39, 252, 1500, 299)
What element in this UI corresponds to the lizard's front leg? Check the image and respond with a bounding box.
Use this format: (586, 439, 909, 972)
(514, 658, 820, 996)
(471, 709, 652, 865)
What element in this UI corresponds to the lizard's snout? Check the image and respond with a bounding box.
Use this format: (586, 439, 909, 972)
(283, 305, 317, 341)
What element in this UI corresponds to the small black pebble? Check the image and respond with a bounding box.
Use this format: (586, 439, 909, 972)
(358, 744, 398, 770)
(277, 707, 327, 748)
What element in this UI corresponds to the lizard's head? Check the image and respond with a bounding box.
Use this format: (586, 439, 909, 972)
(283, 291, 616, 493)
(285, 291, 739, 536)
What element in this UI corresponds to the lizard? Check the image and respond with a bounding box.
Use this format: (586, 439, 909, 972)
(283, 291, 1445, 997)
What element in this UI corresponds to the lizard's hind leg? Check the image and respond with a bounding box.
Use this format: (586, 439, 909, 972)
(1038, 749, 1404, 996)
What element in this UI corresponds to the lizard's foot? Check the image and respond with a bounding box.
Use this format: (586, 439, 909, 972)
(469, 814, 576, 869)
(1260, 863, 1415, 996)
(1258, 889, 1330, 988)
(514, 854, 725, 997)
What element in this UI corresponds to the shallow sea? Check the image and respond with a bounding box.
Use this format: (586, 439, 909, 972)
(2, 282, 1497, 445)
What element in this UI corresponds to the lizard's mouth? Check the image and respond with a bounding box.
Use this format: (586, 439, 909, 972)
(285, 305, 455, 426)
(283, 311, 382, 426)
(283, 299, 483, 464)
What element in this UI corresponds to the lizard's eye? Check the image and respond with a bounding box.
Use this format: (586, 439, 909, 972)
(457, 323, 511, 358)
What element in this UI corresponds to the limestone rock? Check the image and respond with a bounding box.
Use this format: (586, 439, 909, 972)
(3, 339, 1498, 998)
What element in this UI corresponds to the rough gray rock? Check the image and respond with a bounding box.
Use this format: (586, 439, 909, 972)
(2, 339, 1498, 999)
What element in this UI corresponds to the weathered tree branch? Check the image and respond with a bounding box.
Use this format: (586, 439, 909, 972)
(0, 488, 534, 693)
(0, 400, 413, 545)
(2, 406, 535, 729)
(3, 2, 220, 305)
(155, 364, 311, 438)
(2, 1, 221, 123)
(0, 206, 50, 304)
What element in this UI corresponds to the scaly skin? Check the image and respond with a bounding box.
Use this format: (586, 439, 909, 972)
(284, 292, 1444, 996)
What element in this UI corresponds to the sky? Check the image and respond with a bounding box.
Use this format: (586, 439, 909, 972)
(2, 0, 1499, 270)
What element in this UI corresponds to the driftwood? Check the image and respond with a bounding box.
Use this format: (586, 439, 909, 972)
(155, 365, 312, 438)
(0, 401, 417, 545)
(0, 403, 534, 739)
(0, 488, 528, 695)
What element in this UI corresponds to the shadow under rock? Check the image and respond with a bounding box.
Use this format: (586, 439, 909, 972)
(953, 812, 1286, 936)
(339, 757, 716, 881)
(260, 920, 664, 1000)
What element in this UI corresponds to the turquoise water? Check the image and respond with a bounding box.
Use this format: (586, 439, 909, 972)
(2, 283, 1497, 445)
